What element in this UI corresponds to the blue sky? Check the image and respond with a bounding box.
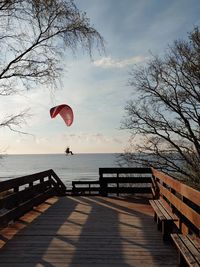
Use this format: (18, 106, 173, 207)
(1, 0, 200, 154)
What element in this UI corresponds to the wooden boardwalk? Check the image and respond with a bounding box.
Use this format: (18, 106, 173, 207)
(0, 196, 178, 267)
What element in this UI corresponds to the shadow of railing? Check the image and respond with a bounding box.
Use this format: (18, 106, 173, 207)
(0, 195, 178, 266)
(68, 196, 178, 267)
(0, 197, 77, 266)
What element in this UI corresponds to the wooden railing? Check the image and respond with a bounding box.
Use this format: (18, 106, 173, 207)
(70, 168, 153, 196)
(0, 169, 66, 227)
(99, 167, 152, 196)
(151, 168, 200, 238)
(72, 181, 100, 195)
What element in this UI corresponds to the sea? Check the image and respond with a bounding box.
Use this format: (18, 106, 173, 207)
(0, 153, 120, 188)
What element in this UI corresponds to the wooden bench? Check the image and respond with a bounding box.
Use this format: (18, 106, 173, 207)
(149, 199, 178, 241)
(171, 234, 200, 267)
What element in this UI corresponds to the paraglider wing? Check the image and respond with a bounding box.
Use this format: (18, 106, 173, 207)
(50, 104, 74, 126)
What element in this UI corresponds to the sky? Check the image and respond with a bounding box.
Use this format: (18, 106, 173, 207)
(1, 0, 200, 154)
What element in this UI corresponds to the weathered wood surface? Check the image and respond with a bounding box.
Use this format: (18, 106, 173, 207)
(0, 196, 178, 267)
(151, 168, 200, 207)
(171, 234, 200, 267)
(151, 168, 200, 236)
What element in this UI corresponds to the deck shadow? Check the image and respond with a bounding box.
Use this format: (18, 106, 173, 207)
(0, 196, 77, 266)
(68, 196, 178, 267)
(0, 195, 178, 267)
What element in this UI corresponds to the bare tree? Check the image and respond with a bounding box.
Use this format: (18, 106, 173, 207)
(0, 0, 103, 131)
(120, 26, 200, 186)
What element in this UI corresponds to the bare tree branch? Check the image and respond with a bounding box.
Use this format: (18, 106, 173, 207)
(0, 0, 104, 134)
(121, 26, 200, 186)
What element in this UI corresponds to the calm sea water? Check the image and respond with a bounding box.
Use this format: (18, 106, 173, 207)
(0, 154, 119, 187)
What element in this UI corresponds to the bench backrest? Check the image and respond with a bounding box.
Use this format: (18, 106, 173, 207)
(152, 168, 200, 237)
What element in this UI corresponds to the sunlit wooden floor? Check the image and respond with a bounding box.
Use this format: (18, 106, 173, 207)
(0, 195, 178, 267)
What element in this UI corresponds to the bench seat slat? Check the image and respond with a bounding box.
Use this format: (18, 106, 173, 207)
(150, 199, 177, 221)
(171, 234, 200, 267)
(187, 236, 200, 252)
(157, 199, 177, 220)
(149, 200, 166, 220)
(156, 200, 173, 220)
(180, 235, 200, 265)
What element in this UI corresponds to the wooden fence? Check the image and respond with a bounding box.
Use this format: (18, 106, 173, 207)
(72, 180, 100, 195)
(99, 167, 152, 196)
(0, 169, 66, 227)
(71, 168, 152, 196)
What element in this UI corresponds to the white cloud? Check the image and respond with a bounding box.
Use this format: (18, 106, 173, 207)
(93, 56, 145, 68)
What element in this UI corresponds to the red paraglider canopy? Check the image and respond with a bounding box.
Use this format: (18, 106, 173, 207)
(50, 104, 74, 126)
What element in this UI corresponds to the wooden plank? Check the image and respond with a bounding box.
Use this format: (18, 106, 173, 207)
(0, 170, 52, 193)
(158, 183, 200, 230)
(152, 168, 200, 207)
(0, 169, 66, 195)
(99, 167, 152, 175)
(157, 200, 177, 221)
(171, 234, 198, 267)
(156, 200, 173, 220)
(105, 187, 152, 194)
(188, 236, 200, 251)
(72, 181, 100, 185)
(73, 187, 100, 191)
(149, 200, 166, 220)
(180, 235, 200, 265)
(100, 177, 152, 183)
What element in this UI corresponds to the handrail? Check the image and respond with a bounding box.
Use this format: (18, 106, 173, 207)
(151, 167, 200, 237)
(0, 169, 66, 194)
(99, 167, 152, 175)
(0, 169, 66, 227)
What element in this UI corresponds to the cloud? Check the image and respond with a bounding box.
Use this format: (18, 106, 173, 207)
(93, 56, 145, 68)
(59, 132, 123, 144)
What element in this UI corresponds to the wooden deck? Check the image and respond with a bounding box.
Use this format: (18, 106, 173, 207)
(0, 195, 178, 267)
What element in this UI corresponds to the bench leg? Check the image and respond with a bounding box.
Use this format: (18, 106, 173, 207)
(157, 218, 162, 231)
(154, 212, 157, 222)
(179, 252, 188, 267)
(162, 220, 173, 242)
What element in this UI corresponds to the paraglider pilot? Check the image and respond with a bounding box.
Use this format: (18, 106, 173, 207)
(65, 147, 73, 155)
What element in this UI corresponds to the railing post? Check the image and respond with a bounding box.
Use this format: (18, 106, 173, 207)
(99, 169, 107, 197)
(48, 175, 52, 188)
(14, 186, 19, 193)
(50, 170, 66, 195)
(117, 172, 119, 196)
